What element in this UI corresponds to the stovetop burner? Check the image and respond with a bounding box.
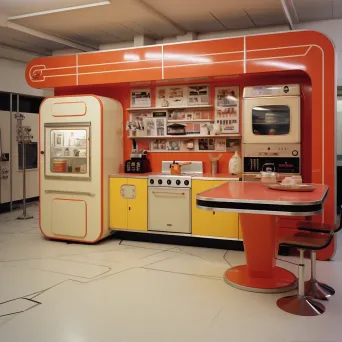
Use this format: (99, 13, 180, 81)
(148, 174, 192, 188)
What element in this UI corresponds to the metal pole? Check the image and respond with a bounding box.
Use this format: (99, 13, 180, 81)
(9, 94, 13, 211)
(22, 138, 26, 216)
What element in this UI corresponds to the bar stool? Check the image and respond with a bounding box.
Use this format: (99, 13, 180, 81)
(296, 213, 342, 300)
(277, 230, 334, 316)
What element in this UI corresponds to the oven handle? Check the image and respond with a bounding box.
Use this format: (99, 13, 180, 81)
(151, 191, 186, 197)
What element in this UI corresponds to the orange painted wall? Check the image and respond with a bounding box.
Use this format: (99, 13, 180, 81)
(56, 71, 312, 175)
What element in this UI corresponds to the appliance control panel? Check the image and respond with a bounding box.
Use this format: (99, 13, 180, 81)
(243, 84, 300, 98)
(243, 143, 301, 158)
(148, 175, 192, 188)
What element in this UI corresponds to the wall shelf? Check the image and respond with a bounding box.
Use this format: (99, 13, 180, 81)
(129, 134, 241, 139)
(127, 105, 214, 112)
(167, 119, 214, 123)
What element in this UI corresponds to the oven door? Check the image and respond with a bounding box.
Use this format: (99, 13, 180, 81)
(243, 96, 300, 143)
(148, 187, 191, 233)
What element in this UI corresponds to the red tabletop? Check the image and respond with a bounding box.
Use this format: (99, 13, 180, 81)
(197, 182, 328, 216)
(196, 181, 329, 293)
(197, 181, 328, 205)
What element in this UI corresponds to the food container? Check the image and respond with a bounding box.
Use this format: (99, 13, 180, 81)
(53, 159, 67, 173)
(167, 124, 186, 135)
(259, 171, 279, 184)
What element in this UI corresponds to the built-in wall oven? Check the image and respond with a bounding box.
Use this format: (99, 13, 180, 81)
(243, 84, 301, 144)
(148, 175, 191, 234)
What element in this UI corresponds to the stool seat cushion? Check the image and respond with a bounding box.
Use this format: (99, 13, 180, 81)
(279, 232, 333, 250)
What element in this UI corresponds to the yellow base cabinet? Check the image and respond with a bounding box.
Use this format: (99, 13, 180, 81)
(192, 180, 239, 239)
(109, 177, 147, 231)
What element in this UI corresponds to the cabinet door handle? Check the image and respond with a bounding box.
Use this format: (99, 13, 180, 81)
(128, 206, 131, 211)
(213, 211, 216, 215)
(152, 191, 185, 197)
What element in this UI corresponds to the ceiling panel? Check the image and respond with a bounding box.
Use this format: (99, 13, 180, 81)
(332, 0, 342, 19)
(0, 0, 105, 16)
(245, 3, 287, 26)
(293, 0, 333, 22)
(0, 27, 67, 55)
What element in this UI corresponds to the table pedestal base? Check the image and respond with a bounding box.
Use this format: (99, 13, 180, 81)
(224, 265, 297, 293)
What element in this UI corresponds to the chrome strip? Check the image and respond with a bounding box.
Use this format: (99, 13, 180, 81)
(45, 190, 95, 197)
(109, 227, 240, 241)
(192, 177, 240, 181)
(223, 273, 297, 294)
(196, 204, 323, 217)
(196, 185, 329, 206)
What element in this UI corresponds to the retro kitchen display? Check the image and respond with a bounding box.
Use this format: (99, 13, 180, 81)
(215, 86, 240, 134)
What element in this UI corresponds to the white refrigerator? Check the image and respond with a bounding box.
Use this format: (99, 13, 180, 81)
(40, 95, 123, 243)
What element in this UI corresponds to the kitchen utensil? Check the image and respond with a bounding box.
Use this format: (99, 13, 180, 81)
(170, 161, 192, 175)
(209, 153, 222, 175)
(268, 184, 316, 192)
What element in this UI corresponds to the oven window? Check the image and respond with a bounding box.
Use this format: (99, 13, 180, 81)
(252, 105, 290, 135)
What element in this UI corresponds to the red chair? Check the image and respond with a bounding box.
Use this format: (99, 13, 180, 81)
(296, 214, 342, 300)
(277, 229, 334, 316)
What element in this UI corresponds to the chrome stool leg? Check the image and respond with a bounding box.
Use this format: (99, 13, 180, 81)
(305, 251, 335, 300)
(277, 249, 325, 316)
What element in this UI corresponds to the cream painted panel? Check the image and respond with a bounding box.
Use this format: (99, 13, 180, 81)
(101, 96, 123, 236)
(51, 102, 87, 117)
(51, 198, 87, 238)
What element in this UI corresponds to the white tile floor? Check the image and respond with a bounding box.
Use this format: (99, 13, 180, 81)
(0, 203, 341, 342)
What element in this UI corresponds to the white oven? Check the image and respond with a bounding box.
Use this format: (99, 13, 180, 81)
(243, 84, 301, 144)
(147, 174, 192, 234)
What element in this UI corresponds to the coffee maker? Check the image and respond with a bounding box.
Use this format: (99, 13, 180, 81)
(125, 139, 151, 173)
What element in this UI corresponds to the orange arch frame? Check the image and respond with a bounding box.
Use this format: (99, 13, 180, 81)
(26, 30, 336, 258)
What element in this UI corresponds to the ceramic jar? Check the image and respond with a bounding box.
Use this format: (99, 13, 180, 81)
(229, 151, 242, 175)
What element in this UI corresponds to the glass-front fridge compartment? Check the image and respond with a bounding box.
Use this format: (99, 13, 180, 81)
(252, 105, 290, 136)
(44, 122, 91, 179)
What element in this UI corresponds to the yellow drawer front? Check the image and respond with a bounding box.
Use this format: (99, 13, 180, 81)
(127, 178, 148, 231)
(192, 180, 239, 239)
(109, 178, 128, 229)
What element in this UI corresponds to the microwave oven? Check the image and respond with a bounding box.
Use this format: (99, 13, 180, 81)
(242, 84, 301, 144)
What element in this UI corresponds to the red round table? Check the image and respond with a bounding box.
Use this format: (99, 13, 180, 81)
(196, 181, 328, 293)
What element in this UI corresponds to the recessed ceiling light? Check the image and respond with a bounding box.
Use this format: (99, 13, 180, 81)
(8, 1, 111, 20)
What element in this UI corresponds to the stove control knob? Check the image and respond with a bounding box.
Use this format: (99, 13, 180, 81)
(167, 179, 172, 185)
(184, 180, 190, 186)
(158, 179, 163, 185)
(292, 150, 299, 156)
(176, 180, 181, 185)
(149, 179, 154, 185)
